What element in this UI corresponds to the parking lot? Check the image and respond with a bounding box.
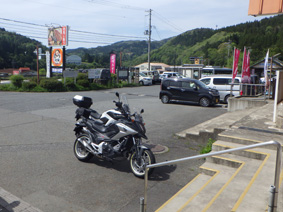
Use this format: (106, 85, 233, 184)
(0, 85, 226, 211)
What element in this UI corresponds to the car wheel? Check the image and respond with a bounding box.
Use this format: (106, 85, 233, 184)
(161, 95, 170, 104)
(199, 97, 210, 107)
(139, 81, 144, 86)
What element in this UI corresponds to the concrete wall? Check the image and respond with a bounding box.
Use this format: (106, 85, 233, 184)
(228, 97, 267, 112)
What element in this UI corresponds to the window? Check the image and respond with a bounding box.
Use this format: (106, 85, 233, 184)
(200, 78, 211, 85)
(213, 78, 228, 85)
(181, 82, 190, 88)
(169, 81, 181, 87)
(181, 81, 196, 89)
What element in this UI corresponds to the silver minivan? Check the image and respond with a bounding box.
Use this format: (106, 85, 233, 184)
(199, 75, 241, 103)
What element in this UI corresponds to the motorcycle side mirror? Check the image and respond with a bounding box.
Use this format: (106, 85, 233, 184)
(116, 92, 120, 98)
(141, 109, 144, 114)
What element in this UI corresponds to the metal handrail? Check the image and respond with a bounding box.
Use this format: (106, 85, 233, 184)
(240, 83, 266, 96)
(141, 140, 282, 212)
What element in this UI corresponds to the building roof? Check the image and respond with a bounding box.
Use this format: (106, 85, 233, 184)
(135, 62, 170, 67)
(251, 58, 283, 70)
(66, 55, 82, 60)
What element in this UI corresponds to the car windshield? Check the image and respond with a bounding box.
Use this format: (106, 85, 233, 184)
(198, 81, 210, 89)
(139, 73, 146, 77)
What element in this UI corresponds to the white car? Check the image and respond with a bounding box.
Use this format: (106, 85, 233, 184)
(139, 73, 152, 86)
(200, 75, 241, 103)
(160, 72, 184, 80)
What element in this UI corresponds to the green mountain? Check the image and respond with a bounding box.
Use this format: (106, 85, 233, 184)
(133, 15, 283, 68)
(66, 39, 169, 67)
(67, 15, 283, 69)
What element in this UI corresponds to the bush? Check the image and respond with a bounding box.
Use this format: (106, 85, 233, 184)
(90, 82, 107, 90)
(39, 78, 64, 92)
(65, 80, 79, 91)
(0, 84, 15, 91)
(10, 75, 24, 88)
(77, 79, 90, 88)
(22, 81, 37, 91)
(77, 73, 88, 80)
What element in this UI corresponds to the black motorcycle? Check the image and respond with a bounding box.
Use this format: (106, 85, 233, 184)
(72, 92, 155, 178)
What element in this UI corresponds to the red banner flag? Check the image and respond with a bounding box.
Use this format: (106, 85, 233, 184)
(232, 48, 240, 83)
(110, 53, 116, 74)
(241, 47, 251, 83)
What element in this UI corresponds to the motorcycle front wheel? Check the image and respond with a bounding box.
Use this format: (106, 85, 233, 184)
(74, 134, 93, 162)
(130, 149, 155, 178)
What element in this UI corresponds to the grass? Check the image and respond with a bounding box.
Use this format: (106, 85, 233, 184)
(200, 138, 216, 154)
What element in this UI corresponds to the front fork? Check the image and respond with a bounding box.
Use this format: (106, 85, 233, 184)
(132, 137, 149, 163)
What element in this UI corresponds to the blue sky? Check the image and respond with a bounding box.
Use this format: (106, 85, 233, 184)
(0, 0, 270, 49)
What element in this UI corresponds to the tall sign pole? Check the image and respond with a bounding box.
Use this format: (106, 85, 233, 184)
(147, 9, 152, 72)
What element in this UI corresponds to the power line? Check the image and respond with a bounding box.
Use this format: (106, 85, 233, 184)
(153, 10, 184, 33)
(0, 17, 147, 46)
(84, 0, 145, 11)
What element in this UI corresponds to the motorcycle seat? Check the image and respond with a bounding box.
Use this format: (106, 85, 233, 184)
(87, 120, 108, 133)
(90, 109, 101, 119)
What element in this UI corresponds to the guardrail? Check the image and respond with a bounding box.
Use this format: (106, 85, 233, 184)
(140, 140, 282, 212)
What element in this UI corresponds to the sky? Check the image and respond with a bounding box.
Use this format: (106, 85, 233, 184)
(0, 0, 271, 49)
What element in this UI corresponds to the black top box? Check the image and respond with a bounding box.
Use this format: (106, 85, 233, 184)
(73, 95, 93, 108)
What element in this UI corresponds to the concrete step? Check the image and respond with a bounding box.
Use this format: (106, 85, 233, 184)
(217, 128, 283, 150)
(157, 162, 238, 212)
(155, 173, 212, 212)
(155, 138, 282, 212)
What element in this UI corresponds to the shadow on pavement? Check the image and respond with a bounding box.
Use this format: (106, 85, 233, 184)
(0, 197, 20, 212)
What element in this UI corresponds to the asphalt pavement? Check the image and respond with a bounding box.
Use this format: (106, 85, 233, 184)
(0, 91, 282, 211)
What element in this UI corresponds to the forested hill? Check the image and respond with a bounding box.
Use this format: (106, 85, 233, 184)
(68, 15, 283, 68)
(1, 14, 283, 70)
(131, 15, 283, 68)
(0, 28, 45, 70)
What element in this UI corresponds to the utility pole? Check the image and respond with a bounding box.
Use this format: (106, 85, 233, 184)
(146, 9, 152, 72)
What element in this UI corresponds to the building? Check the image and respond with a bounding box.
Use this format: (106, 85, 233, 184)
(165, 64, 205, 79)
(135, 62, 170, 73)
(66, 55, 82, 65)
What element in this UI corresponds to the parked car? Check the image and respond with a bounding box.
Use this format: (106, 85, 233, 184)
(139, 73, 152, 86)
(141, 71, 160, 84)
(159, 78, 220, 107)
(199, 75, 241, 103)
(160, 72, 184, 80)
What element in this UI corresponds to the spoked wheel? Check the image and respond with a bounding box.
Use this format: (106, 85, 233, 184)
(74, 134, 93, 162)
(199, 97, 210, 107)
(130, 149, 156, 178)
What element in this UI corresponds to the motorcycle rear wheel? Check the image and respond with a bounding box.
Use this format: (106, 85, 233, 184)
(130, 149, 155, 178)
(74, 134, 93, 162)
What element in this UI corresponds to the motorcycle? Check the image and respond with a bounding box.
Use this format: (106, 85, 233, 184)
(72, 92, 156, 178)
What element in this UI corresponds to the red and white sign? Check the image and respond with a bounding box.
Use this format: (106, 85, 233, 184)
(52, 48, 63, 67)
(48, 26, 68, 46)
(232, 48, 240, 83)
(110, 54, 116, 74)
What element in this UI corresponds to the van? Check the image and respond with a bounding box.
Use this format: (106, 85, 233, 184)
(199, 75, 241, 103)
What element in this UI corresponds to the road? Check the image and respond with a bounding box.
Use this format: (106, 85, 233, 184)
(0, 85, 226, 212)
